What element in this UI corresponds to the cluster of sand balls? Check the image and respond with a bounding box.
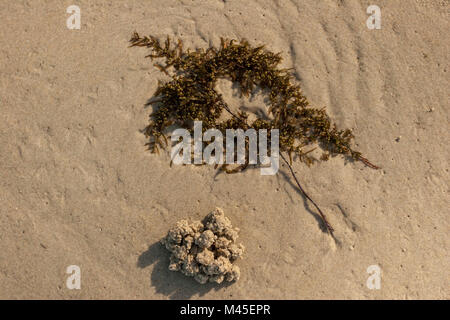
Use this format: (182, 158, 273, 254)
(161, 208, 245, 284)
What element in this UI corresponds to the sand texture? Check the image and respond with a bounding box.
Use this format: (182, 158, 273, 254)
(0, 0, 448, 299)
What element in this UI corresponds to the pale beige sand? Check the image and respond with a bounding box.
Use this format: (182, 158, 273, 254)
(0, 0, 448, 299)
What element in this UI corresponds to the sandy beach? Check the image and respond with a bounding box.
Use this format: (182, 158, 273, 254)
(0, 0, 448, 299)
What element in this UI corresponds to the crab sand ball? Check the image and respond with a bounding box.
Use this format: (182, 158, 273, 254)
(161, 208, 245, 284)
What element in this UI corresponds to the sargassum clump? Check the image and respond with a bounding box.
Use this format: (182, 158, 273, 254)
(161, 208, 245, 284)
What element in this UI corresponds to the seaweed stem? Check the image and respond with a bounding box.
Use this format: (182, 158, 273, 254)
(280, 153, 334, 235)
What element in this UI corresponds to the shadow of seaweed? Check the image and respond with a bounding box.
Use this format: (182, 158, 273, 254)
(137, 241, 233, 300)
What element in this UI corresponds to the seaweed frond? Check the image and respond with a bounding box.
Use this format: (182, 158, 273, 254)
(130, 32, 380, 234)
